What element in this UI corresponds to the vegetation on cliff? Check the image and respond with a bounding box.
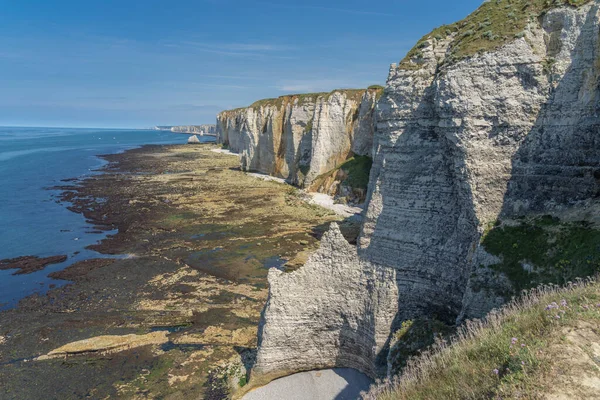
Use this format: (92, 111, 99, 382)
(481, 216, 600, 293)
(399, 0, 593, 70)
(339, 156, 373, 190)
(219, 87, 384, 114)
(366, 279, 600, 399)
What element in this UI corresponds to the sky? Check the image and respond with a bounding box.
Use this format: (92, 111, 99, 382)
(0, 0, 483, 128)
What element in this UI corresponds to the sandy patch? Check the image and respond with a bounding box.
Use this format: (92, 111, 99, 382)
(37, 331, 169, 360)
(305, 193, 362, 218)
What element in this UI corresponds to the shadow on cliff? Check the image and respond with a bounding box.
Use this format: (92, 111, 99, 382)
(358, 72, 480, 374)
(499, 5, 600, 219)
(311, 216, 363, 245)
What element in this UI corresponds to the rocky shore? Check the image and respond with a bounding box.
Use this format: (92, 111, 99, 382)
(0, 144, 351, 399)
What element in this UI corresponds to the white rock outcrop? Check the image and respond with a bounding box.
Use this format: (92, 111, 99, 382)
(254, 1, 600, 382)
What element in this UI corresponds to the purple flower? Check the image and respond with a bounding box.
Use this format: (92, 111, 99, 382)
(521, 361, 525, 365)
(493, 369, 499, 375)
(511, 337, 518, 344)
(521, 343, 526, 347)
(560, 299, 568, 307)
(555, 315, 561, 319)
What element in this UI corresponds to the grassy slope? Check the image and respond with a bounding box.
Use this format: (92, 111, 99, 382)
(367, 279, 600, 399)
(219, 87, 384, 115)
(481, 216, 600, 293)
(399, 0, 593, 70)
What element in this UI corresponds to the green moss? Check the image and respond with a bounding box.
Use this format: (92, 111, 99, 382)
(389, 318, 453, 376)
(304, 118, 313, 134)
(340, 156, 373, 190)
(482, 216, 600, 292)
(399, 0, 593, 71)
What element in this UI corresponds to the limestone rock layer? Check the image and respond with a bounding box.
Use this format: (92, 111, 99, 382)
(254, 2, 600, 381)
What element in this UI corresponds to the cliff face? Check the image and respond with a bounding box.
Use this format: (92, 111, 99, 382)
(216, 89, 381, 199)
(253, 1, 600, 383)
(170, 125, 216, 134)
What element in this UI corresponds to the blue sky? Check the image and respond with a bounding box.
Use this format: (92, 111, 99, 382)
(0, 0, 483, 128)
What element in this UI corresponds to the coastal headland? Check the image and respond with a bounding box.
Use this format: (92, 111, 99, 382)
(0, 143, 354, 399)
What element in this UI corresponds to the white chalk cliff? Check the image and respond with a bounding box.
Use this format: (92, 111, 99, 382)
(216, 89, 381, 198)
(253, 0, 600, 383)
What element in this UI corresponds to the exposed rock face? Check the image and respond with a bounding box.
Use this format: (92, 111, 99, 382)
(255, 224, 398, 379)
(37, 332, 169, 360)
(0, 255, 68, 275)
(254, 2, 600, 382)
(216, 89, 381, 197)
(168, 125, 216, 134)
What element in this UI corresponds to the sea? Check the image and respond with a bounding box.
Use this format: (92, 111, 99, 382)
(0, 126, 214, 310)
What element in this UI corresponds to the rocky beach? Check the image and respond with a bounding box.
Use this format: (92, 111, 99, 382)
(0, 143, 355, 399)
(3, 1, 600, 399)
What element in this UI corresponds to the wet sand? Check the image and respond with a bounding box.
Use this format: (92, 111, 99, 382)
(0, 144, 358, 399)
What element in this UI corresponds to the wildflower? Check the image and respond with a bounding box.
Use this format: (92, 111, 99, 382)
(511, 337, 518, 344)
(493, 369, 499, 375)
(560, 299, 568, 307)
(555, 315, 561, 319)
(521, 361, 525, 365)
(546, 302, 559, 310)
(596, 303, 600, 308)
(521, 343, 526, 347)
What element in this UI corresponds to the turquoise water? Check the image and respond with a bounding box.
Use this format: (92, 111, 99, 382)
(0, 127, 213, 309)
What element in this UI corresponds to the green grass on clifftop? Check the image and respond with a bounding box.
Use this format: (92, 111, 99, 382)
(399, 0, 593, 70)
(224, 87, 384, 113)
(366, 279, 600, 399)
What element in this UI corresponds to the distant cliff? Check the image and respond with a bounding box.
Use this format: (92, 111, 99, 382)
(216, 87, 382, 202)
(171, 125, 216, 135)
(154, 125, 216, 134)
